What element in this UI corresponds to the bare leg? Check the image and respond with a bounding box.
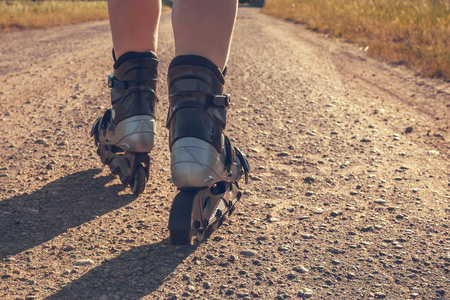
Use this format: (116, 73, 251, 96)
(108, 0, 161, 57)
(172, 0, 238, 70)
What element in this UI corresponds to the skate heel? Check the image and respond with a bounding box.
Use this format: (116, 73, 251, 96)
(171, 137, 247, 189)
(114, 115, 156, 153)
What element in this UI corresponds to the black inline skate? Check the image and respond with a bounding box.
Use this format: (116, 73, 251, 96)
(91, 52, 158, 195)
(166, 55, 250, 244)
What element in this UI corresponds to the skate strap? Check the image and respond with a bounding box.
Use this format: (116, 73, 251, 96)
(90, 109, 112, 140)
(224, 136, 250, 184)
(108, 74, 157, 91)
(212, 94, 231, 108)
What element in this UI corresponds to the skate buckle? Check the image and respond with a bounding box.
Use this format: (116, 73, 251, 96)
(212, 94, 231, 108)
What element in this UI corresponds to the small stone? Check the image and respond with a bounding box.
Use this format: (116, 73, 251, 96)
(347, 272, 356, 279)
(443, 253, 450, 262)
(298, 288, 313, 298)
(27, 280, 35, 285)
(311, 207, 323, 214)
(73, 259, 94, 266)
(301, 234, 314, 239)
(374, 199, 386, 204)
(327, 247, 342, 254)
(203, 282, 212, 289)
(303, 176, 316, 184)
(298, 215, 310, 221)
(361, 225, 373, 232)
(294, 265, 309, 273)
(405, 127, 413, 133)
(186, 285, 195, 292)
(277, 152, 289, 157)
(287, 271, 296, 279)
(34, 139, 47, 145)
(278, 245, 290, 252)
(330, 210, 343, 217)
(375, 292, 386, 298)
(305, 191, 314, 196)
(268, 217, 279, 223)
(240, 249, 257, 257)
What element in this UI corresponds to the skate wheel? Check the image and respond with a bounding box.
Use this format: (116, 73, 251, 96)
(170, 230, 204, 245)
(130, 164, 147, 195)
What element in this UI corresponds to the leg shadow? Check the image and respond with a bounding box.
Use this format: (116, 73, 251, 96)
(45, 239, 196, 300)
(0, 169, 137, 258)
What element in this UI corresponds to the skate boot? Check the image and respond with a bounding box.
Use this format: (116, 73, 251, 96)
(91, 52, 158, 195)
(166, 55, 250, 245)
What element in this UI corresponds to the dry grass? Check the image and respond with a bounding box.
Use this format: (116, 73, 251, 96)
(0, 1, 172, 32)
(263, 0, 450, 80)
(0, 0, 109, 31)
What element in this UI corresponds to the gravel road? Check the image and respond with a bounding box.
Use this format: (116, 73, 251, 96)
(0, 7, 449, 300)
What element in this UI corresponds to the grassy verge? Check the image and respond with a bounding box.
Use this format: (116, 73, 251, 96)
(262, 0, 450, 80)
(0, 0, 109, 31)
(0, 0, 171, 32)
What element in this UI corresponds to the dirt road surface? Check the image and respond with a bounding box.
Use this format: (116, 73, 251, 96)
(1, 8, 449, 300)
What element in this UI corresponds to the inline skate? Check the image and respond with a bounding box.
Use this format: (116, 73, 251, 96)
(91, 52, 158, 195)
(166, 55, 250, 245)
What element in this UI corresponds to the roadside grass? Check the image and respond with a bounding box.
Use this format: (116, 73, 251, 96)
(0, 0, 170, 32)
(262, 0, 450, 80)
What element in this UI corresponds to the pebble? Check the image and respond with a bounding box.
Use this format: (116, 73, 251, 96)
(287, 271, 296, 279)
(34, 139, 47, 145)
(73, 259, 94, 266)
(298, 288, 313, 298)
(374, 199, 386, 204)
(327, 247, 342, 254)
(298, 215, 310, 221)
(268, 217, 279, 223)
(375, 292, 386, 298)
(301, 234, 314, 239)
(278, 245, 290, 251)
(203, 282, 211, 289)
(303, 176, 316, 183)
(361, 225, 373, 232)
(240, 249, 257, 257)
(294, 265, 309, 273)
(311, 207, 323, 214)
(277, 152, 289, 157)
(305, 191, 314, 196)
(330, 210, 343, 217)
(443, 253, 450, 262)
(186, 285, 195, 292)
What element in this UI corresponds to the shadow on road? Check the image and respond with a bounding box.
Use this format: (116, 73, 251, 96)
(44, 239, 197, 300)
(0, 169, 136, 258)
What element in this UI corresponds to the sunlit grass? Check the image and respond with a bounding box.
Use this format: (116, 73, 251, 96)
(0, 0, 109, 31)
(263, 0, 450, 79)
(0, 1, 171, 32)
